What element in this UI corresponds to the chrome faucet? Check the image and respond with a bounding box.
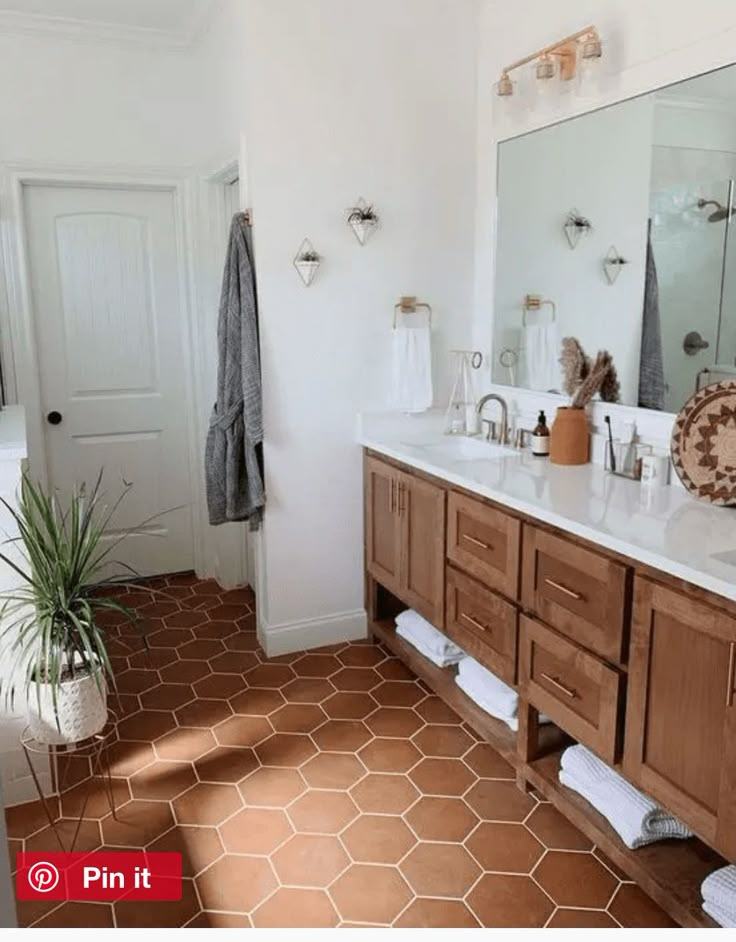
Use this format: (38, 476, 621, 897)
(477, 393, 509, 444)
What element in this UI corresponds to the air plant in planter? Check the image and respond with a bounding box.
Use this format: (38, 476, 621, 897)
(293, 238, 322, 286)
(346, 199, 379, 245)
(0, 472, 145, 745)
(563, 209, 593, 250)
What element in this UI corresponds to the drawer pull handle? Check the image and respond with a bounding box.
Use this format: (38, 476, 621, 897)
(727, 642, 735, 708)
(540, 672, 577, 699)
(463, 534, 492, 551)
(544, 578, 583, 602)
(461, 613, 488, 633)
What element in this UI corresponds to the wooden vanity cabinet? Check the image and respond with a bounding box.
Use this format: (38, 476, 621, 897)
(624, 578, 736, 858)
(365, 454, 445, 626)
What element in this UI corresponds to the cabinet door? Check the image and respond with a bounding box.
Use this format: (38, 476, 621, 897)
(398, 471, 446, 627)
(624, 578, 736, 855)
(365, 456, 401, 597)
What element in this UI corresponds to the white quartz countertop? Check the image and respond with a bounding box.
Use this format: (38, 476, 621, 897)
(357, 411, 736, 604)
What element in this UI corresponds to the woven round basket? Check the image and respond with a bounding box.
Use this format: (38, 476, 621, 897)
(671, 381, 736, 506)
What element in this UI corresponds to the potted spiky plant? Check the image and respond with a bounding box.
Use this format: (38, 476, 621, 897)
(0, 472, 145, 745)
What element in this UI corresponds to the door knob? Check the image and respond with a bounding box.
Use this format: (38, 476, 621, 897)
(46, 411, 63, 425)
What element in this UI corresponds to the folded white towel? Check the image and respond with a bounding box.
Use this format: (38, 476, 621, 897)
(391, 323, 433, 414)
(559, 744, 693, 849)
(395, 610, 462, 659)
(456, 671, 520, 730)
(457, 656, 519, 718)
(522, 322, 560, 393)
(702, 865, 736, 927)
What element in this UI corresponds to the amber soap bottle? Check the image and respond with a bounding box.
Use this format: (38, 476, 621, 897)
(532, 410, 550, 457)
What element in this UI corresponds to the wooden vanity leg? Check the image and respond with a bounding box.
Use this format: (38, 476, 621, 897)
(365, 575, 379, 640)
(517, 699, 539, 794)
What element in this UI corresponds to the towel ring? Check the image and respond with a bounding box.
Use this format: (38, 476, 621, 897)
(393, 296, 433, 329)
(522, 295, 556, 327)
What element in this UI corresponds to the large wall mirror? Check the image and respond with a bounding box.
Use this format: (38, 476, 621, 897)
(493, 62, 736, 414)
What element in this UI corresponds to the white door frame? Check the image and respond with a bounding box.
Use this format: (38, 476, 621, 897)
(0, 162, 205, 574)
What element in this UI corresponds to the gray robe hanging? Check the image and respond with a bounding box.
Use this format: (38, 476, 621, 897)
(205, 212, 264, 528)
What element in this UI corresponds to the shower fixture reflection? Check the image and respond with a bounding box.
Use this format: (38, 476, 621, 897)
(697, 198, 735, 223)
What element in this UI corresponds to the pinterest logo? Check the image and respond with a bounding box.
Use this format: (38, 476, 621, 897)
(27, 861, 60, 893)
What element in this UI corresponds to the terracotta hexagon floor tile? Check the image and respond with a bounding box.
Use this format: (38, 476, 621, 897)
(330, 864, 412, 923)
(115, 878, 200, 928)
(204, 603, 246, 622)
(409, 757, 476, 797)
(414, 695, 462, 725)
(194, 745, 259, 783)
(115, 669, 160, 695)
(139, 599, 180, 618)
(271, 833, 349, 887)
(467, 873, 555, 928)
(239, 767, 307, 807)
(330, 667, 381, 692)
(394, 899, 480, 928)
(60, 777, 130, 819)
(104, 740, 156, 777)
(287, 790, 359, 833)
(337, 646, 385, 668)
(149, 627, 194, 649)
(270, 703, 327, 733)
(148, 825, 224, 877)
(466, 821, 544, 873)
(412, 724, 473, 758)
(25, 818, 101, 855)
(400, 842, 480, 897)
(34, 902, 114, 928)
(15, 897, 62, 928)
(209, 650, 259, 674)
(188, 912, 252, 928)
(172, 782, 242, 826)
(253, 887, 339, 928)
(312, 720, 372, 753)
(525, 802, 593, 851)
(215, 714, 273, 748)
(293, 654, 341, 678)
(341, 814, 416, 863)
(155, 726, 217, 761)
(255, 732, 318, 767)
(196, 854, 277, 912)
(301, 753, 366, 790)
(194, 620, 240, 641)
(462, 742, 515, 780)
(101, 799, 175, 846)
(178, 638, 224, 661)
(405, 796, 478, 842)
(163, 610, 208, 628)
(220, 806, 294, 854)
(175, 697, 232, 728)
(464, 779, 536, 822)
(534, 851, 618, 908)
(129, 760, 198, 800)
(128, 647, 178, 670)
(246, 664, 296, 688)
(365, 706, 424, 738)
(375, 658, 415, 682)
(159, 660, 211, 684)
(350, 773, 419, 814)
(372, 681, 424, 708)
(322, 692, 376, 720)
(280, 677, 336, 703)
(593, 846, 631, 882)
(192, 672, 245, 700)
(229, 687, 285, 715)
(116, 709, 178, 742)
(548, 908, 619, 927)
(139, 683, 195, 711)
(608, 883, 678, 928)
(358, 738, 422, 773)
(224, 631, 261, 651)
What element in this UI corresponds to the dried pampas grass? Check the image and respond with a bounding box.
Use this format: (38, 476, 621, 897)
(571, 350, 613, 409)
(559, 337, 590, 398)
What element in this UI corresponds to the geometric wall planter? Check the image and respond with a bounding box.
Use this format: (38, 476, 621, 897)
(293, 238, 322, 287)
(603, 245, 629, 285)
(564, 208, 593, 249)
(346, 197, 379, 246)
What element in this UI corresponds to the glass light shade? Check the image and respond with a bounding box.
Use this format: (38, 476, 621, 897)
(535, 55, 556, 82)
(496, 72, 514, 97)
(576, 37, 604, 97)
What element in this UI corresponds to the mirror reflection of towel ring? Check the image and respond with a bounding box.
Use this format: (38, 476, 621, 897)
(471, 351, 483, 370)
(499, 348, 518, 368)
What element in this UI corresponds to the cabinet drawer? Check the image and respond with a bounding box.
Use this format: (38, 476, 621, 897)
(445, 566, 518, 686)
(447, 491, 521, 600)
(519, 615, 623, 764)
(521, 525, 630, 664)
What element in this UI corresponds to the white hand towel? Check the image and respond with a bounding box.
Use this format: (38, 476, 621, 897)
(522, 323, 560, 393)
(396, 623, 465, 668)
(391, 324, 433, 413)
(455, 671, 520, 730)
(457, 656, 518, 718)
(702, 865, 736, 927)
(559, 744, 693, 849)
(395, 610, 462, 659)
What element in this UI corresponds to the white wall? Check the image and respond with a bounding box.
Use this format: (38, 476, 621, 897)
(240, 0, 479, 653)
(474, 0, 736, 438)
(493, 96, 652, 403)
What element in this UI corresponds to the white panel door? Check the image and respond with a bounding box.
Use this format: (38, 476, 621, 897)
(23, 183, 194, 577)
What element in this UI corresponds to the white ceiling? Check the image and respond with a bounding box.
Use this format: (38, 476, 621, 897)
(0, 0, 221, 46)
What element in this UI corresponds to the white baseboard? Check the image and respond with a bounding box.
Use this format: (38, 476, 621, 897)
(259, 608, 368, 658)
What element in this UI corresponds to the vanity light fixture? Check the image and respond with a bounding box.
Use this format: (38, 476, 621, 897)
(495, 25, 603, 101)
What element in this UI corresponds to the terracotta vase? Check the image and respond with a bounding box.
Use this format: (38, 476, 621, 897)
(549, 407, 590, 465)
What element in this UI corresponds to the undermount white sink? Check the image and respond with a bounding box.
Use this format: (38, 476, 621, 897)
(405, 436, 514, 461)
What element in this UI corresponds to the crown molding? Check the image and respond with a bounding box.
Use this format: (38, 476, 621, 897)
(0, 2, 222, 51)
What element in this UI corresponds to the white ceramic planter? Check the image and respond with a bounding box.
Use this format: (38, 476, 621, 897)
(294, 258, 320, 286)
(349, 216, 378, 245)
(27, 670, 108, 745)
